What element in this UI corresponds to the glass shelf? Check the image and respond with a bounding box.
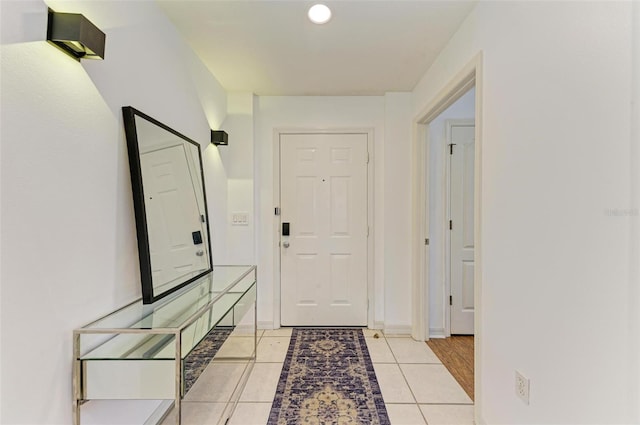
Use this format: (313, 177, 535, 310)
(73, 265, 257, 425)
(80, 265, 255, 331)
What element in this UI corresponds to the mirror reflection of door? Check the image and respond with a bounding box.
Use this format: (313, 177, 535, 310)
(141, 143, 208, 294)
(124, 107, 213, 303)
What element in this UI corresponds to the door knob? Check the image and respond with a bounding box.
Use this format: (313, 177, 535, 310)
(196, 250, 204, 256)
(282, 241, 290, 248)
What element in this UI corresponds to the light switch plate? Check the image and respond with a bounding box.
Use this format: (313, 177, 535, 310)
(231, 212, 249, 226)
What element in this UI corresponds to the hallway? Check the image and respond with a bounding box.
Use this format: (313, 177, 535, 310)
(2, 2, 637, 424)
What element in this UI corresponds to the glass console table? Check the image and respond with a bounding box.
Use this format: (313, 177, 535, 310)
(73, 265, 257, 425)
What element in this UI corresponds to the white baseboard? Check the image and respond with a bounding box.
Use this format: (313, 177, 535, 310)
(258, 321, 415, 335)
(232, 324, 256, 335)
(383, 324, 412, 336)
(429, 328, 446, 338)
(258, 321, 274, 330)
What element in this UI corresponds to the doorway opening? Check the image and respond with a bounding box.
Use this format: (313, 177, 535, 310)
(411, 53, 482, 413)
(427, 92, 475, 338)
(428, 89, 476, 401)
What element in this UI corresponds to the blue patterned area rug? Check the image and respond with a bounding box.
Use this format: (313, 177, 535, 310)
(268, 328, 390, 425)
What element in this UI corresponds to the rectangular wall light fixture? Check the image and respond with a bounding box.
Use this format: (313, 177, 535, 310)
(211, 130, 228, 146)
(47, 9, 106, 61)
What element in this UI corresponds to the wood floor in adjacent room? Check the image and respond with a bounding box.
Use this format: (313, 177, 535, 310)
(426, 336, 474, 401)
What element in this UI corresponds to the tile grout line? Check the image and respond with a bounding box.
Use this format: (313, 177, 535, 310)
(237, 331, 287, 424)
(381, 335, 437, 425)
(380, 335, 474, 425)
(375, 333, 430, 424)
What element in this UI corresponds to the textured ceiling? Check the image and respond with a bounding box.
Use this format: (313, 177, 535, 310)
(158, 1, 476, 96)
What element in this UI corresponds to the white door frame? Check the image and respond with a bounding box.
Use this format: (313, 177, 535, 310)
(272, 128, 376, 329)
(445, 118, 475, 337)
(411, 52, 483, 415)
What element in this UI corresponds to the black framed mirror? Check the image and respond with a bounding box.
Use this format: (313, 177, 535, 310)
(122, 106, 212, 304)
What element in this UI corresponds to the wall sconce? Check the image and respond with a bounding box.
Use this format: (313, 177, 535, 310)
(211, 130, 228, 146)
(47, 9, 106, 61)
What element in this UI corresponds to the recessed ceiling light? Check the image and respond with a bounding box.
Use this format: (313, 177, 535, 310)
(308, 4, 332, 25)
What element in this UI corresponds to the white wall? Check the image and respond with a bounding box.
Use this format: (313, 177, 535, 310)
(0, 1, 227, 423)
(383, 93, 413, 333)
(254, 96, 391, 328)
(413, 2, 636, 423)
(223, 93, 415, 333)
(631, 2, 640, 419)
(426, 88, 475, 337)
(220, 93, 256, 265)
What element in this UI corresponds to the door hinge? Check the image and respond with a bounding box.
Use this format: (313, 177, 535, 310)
(367, 226, 370, 237)
(449, 295, 453, 305)
(425, 238, 429, 246)
(449, 220, 453, 230)
(366, 152, 370, 164)
(275, 207, 280, 216)
(449, 143, 456, 155)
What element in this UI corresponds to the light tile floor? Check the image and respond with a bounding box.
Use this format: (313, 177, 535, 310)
(173, 328, 475, 425)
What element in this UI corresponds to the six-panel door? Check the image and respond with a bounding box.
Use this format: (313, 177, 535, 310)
(280, 133, 368, 326)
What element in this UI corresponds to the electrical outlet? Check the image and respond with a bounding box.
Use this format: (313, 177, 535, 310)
(515, 371, 530, 404)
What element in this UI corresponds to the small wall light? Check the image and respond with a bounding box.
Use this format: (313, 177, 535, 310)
(211, 130, 228, 146)
(47, 9, 106, 61)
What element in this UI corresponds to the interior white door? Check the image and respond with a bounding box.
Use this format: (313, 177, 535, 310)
(141, 144, 208, 293)
(449, 123, 475, 335)
(280, 133, 368, 326)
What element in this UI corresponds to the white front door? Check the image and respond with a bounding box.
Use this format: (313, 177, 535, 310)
(449, 123, 475, 335)
(280, 133, 368, 326)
